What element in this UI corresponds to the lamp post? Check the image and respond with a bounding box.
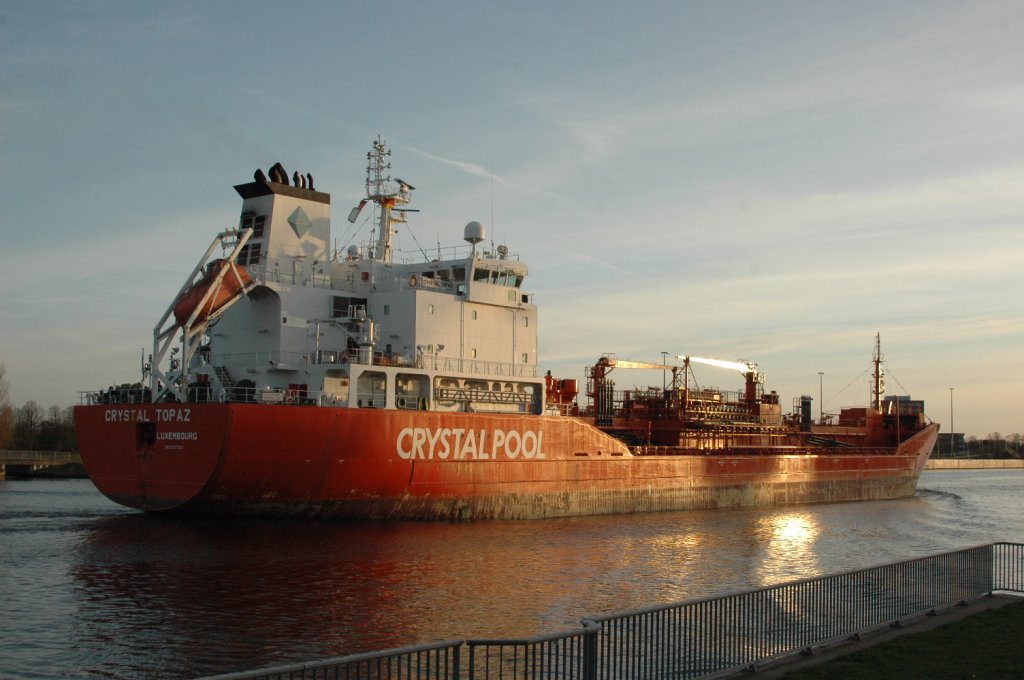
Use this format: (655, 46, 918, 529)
(818, 372, 825, 425)
(949, 387, 955, 456)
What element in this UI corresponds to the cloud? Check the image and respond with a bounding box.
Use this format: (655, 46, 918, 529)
(404, 143, 588, 211)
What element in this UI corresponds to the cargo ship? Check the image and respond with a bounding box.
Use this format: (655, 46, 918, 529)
(74, 139, 939, 519)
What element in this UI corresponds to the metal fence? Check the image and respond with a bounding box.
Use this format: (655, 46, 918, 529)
(585, 542, 1009, 679)
(199, 640, 463, 680)
(0, 450, 81, 466)
(464, 622, 599, 680)
(198, 542, 1024, 680)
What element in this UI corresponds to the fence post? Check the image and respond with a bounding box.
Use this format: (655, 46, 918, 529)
(581, 620, 599, 680)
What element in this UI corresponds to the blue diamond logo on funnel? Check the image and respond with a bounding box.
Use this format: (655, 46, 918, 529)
(288, 207, 312, 238)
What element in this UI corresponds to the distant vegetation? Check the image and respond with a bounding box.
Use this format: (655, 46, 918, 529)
(0, 363, 78, 452)
(963, 433, 1024, 459)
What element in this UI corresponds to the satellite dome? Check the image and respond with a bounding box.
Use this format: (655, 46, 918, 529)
(464, 221, 485, 245)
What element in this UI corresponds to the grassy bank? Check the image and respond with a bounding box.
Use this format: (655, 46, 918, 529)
(782, 598, 1024, 679)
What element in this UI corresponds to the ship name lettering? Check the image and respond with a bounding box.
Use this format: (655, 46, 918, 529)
(396, 427, 545, 461)
(157, 408, 192, 422)
(104, 409, 151, 423)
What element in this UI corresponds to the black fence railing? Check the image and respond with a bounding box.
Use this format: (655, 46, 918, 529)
(464, 622, 599, 680)
(197, 543, 1024, 680)
(0, 450, 81, 466)
(199, 640, 463, 680)
(585, 543, 1004, 679)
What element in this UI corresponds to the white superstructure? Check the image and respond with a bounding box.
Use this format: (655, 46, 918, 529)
(151, 138, 542, 413)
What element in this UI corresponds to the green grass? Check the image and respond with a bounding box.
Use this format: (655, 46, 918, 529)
(782, 599, 1024, 679)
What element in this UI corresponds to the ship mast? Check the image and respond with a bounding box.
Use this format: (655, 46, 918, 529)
(872, 332, 885, 411)
(349, 137, 414, 262)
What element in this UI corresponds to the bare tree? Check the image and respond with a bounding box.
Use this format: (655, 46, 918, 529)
(0, 364, 13, 448)
(14, 401, 44, 450)
(0, 363, 8, 408)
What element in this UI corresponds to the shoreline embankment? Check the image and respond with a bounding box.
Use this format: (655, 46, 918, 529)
(925, 459, 1024, 470)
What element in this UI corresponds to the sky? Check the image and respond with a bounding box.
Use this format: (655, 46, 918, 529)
(1, 1, 1022, 437)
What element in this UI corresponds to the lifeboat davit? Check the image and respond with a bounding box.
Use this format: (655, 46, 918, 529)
(173, 259, 252, 326)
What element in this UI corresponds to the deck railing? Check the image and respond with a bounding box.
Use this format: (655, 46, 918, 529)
(197, 542, 1024, 680)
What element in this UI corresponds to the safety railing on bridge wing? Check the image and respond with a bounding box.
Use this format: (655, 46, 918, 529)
(196, 542, 1024, 680)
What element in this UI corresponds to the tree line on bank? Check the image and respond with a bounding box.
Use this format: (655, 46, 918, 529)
(0, 364, 78, 452)
(964, 433, 1024, 459)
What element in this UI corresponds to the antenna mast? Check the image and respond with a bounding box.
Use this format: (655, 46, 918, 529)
(363, 137, 414, 262)
(872, 332, 885, 411)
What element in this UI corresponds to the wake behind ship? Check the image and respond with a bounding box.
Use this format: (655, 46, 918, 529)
(74, 139, 939, 519)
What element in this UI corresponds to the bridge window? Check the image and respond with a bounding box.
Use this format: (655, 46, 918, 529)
(237, 242, 262, 266)
(356, 371, 387, 408)
(332, 296, 367, 318)
(240, 215, 267, 238)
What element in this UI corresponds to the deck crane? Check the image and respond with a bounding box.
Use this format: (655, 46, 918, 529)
(587, 355, 683, 394)
(587, 354, 763, 401)
(677, 355, 763, 405)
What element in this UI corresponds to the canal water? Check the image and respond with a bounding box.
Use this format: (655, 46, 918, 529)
(1, 470, 1022, 680)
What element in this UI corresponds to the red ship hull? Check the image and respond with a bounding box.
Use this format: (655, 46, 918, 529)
(74, 404, 938, 519)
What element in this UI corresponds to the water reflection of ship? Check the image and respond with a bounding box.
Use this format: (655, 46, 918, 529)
(51, 476, 989, 678)
(74, 515, 639, 674)
(74, 510, 831, 676)
(72, 515, 425, 674)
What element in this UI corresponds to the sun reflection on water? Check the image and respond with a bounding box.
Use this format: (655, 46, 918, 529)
(754, 511, 822, 586)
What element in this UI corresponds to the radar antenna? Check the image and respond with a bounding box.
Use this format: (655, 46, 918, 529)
(345, 136, 416, 263)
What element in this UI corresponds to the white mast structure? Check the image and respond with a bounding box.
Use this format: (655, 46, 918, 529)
(349, 136, 415, 263)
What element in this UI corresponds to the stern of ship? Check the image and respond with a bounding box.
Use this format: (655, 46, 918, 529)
(74, 403, 230, 511)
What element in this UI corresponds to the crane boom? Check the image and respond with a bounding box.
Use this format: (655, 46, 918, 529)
(678, 355, 759, 378)
(604, 358, 678, 371)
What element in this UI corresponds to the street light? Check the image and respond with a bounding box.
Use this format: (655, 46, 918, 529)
(818, 372, 825, 425)
(949, 387, 955, 456)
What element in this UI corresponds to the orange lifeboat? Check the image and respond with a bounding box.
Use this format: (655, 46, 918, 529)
(173, 259, 252, 326)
